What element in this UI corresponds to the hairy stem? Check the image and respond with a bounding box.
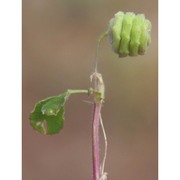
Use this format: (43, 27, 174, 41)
(91, 72, 105, 180)
(92, 31, 107, 180)
(92, 102, 102, 180)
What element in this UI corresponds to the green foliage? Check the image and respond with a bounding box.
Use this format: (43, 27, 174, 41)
(108, 11, 152, 57)
(30, 93, 69, 135)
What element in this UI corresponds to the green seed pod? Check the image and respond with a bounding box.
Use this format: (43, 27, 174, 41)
(108, 11, 152, 57)
(109, 11, 124, 53)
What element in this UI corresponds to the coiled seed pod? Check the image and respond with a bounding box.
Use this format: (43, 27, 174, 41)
(108, 11, 152, 57)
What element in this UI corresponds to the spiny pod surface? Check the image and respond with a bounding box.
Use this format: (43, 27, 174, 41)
(108, 11, 152, 57)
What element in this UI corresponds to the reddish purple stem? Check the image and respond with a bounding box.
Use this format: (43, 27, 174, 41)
(92, 102, 102, 180)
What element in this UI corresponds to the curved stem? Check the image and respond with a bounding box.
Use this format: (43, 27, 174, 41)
(95, 31, 108, 73)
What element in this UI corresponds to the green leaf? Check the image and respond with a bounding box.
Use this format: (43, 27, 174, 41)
(41, 95, 66, 116)
(30, 93, 68, 135)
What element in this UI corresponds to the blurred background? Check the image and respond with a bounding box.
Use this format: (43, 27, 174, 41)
(23, 0, 158, 179)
